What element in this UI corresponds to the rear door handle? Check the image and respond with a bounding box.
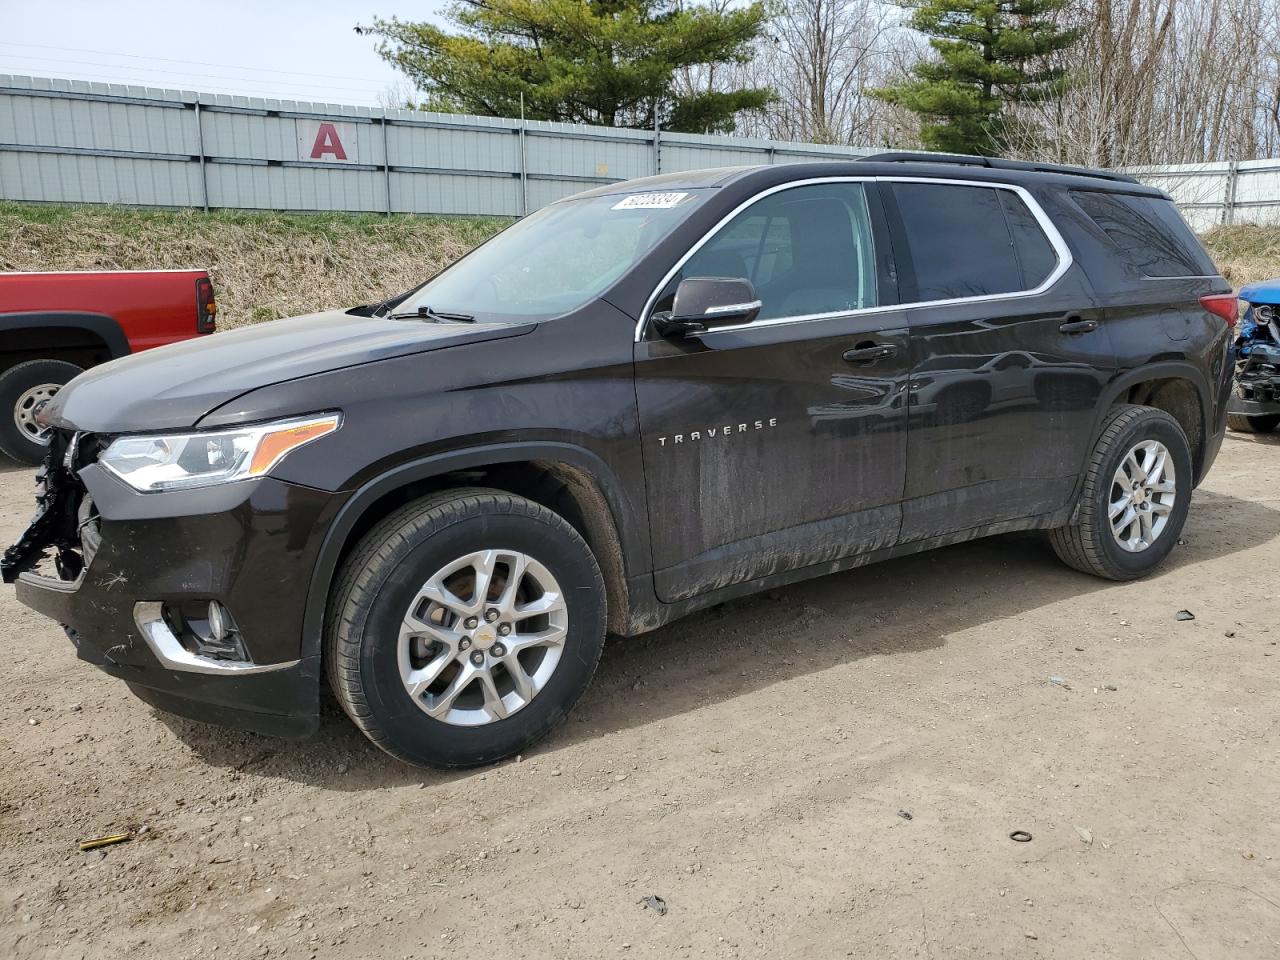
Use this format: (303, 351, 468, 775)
(1058, 317, 1099, 335)
(843, 343, 899, 363)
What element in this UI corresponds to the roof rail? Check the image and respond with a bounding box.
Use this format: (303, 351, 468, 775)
(858, 151, 1138, 185)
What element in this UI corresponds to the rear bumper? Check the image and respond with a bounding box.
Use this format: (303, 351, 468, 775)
(8, 461, 345, 738)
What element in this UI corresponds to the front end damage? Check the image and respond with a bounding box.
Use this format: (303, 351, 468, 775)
(1230, 283, 1280, 423)
(2, 430, 339, 738)
(1, 431, 95, 585)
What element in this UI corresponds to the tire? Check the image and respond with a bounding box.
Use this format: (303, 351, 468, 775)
(1226, 412, 1280, 434)
(1049, 404, 1192, 581)
(0, 359, 83, 465)
(325, 487, 607, 768)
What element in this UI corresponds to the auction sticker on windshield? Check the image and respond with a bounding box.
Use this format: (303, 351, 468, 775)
(612, 192, 690, 210)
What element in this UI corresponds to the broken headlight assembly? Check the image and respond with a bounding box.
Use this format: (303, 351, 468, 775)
(99, 413, 341, 493)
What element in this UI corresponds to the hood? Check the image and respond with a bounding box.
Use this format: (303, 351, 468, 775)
(45, 309, 533, 433)
(1239, 278, 1280, 305)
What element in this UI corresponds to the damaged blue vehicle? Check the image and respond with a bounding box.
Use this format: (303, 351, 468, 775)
(1230, 279, 1280, 433)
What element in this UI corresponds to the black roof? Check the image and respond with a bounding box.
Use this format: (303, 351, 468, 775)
(569, 153, 1161, 202)
(858, 151, 1139, 184)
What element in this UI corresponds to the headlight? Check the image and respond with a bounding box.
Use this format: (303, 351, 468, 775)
(100, 413, 340, 493)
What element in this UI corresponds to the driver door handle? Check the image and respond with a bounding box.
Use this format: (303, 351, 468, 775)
(843, 343, 899, 364)
(1058, 316, 1099, 335)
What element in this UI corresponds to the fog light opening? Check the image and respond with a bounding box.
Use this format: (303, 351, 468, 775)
(163, 600, 251, 664)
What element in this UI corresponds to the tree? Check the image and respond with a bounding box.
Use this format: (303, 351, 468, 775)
(1005, 0, 1280, 168)
(358, 1, 773, 134)
(871, 0, 1080, 155)
(731, 0, 923, 146)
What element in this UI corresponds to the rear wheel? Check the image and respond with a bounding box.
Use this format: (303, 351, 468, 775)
(0, 359, 83, 465)
(1226, 412, 1280, 434)
(325, 488, 606, 768)
(1050, 404, 1192, 581)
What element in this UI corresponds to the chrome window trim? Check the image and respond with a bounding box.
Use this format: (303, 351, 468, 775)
(634, 175, 1074, 342)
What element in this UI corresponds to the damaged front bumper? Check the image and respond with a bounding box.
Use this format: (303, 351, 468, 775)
(2, 431, 343, 738)
(1228, 342, 1280, 417)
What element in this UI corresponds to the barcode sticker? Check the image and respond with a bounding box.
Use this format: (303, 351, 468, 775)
(612, 192, 689, 210)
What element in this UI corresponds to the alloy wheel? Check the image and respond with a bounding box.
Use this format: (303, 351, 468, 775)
(397, 549, 568, 726)
(1109, 439, 1176, 552)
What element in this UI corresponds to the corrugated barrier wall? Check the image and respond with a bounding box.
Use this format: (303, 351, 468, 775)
(4, 74, 1279, 230)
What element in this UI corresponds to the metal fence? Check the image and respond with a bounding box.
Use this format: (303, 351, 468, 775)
(1123, 160, 1280, 232)
(6, 74, 1280, 229)
(0, 74, 875, 216)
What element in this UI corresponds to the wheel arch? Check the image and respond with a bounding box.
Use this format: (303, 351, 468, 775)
(302, 442, 636, 662)
(0, 311, 130, 371)
(1096, 362, 1212, 482)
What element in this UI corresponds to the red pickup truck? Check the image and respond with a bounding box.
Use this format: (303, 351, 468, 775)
(0, 269, 218, 464)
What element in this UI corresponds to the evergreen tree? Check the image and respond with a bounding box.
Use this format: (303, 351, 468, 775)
(872, 0, 1080, 155)
(359, 2, 772, 134)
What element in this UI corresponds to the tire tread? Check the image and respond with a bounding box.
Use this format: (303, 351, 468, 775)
(323, 487, 604, 767)
(1049, 404, 1187, 581)
(0, 358, 83, 464)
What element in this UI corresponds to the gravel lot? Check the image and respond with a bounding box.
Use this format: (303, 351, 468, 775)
(2, 433, 1278, 960)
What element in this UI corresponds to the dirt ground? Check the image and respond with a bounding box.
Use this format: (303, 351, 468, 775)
(1, 434, 1278, 960)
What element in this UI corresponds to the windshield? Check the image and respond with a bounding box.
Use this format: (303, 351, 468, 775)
(396, 188, 710, 319)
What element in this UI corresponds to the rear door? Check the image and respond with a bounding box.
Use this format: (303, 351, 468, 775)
(633, 180, 910, 603)
(884, 179, 1117, 541)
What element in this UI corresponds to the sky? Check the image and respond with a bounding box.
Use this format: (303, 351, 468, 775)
(0, 1, 447, 105)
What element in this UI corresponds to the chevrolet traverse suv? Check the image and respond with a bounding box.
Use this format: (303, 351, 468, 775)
(3, 154, 1236, 768)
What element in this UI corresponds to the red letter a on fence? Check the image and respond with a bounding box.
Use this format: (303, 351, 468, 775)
(310, 123, 348, 160)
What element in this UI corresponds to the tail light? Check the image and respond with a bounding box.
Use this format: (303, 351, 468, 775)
(1199, 293, 1238, 328)
(196, 276, 218, 334)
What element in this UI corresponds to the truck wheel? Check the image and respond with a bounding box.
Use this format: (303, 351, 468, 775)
(0, 359, 83, 465)
(325, 488, 607, 768)
(1049, 404, 1192, 581)
(1226, 413, 1280, 434)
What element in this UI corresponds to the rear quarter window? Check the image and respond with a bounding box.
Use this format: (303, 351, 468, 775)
(1070, 190, 1217, 278)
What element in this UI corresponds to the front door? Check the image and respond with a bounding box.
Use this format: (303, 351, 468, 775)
(882, 179, 1118, 541)
(633, 180, 910, 603)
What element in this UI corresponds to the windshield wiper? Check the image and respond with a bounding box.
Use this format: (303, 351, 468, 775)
(387, 305, 475, 323)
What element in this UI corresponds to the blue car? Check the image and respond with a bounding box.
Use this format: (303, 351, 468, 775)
(1230, 279, 1280, 433)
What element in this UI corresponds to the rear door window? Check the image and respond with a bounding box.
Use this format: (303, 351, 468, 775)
(998, 191, 1058, 289)
(1070, 191, 1216, 278)
(891, 182, 1058, 301)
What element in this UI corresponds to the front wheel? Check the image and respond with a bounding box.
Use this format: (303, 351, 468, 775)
(1049, 404, 1192, 581)
(325, 488, 606, 768)
(0, 359, 83, 464)
(1227, 412, 1280, 434)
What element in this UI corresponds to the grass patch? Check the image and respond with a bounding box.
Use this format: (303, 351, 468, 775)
(1201, 225, 1280, 287)
(0, 203, 509, 329)
(3, 204, 1278, 328)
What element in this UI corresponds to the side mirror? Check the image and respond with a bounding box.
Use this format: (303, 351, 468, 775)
(652, 277, 761, 337)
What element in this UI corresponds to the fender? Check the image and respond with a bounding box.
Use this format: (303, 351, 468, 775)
(1069, 359, 1214, 509)
(0, 311, 131, 359)
(1097, 360, 1212, 440)
(299, 440, 643, 661)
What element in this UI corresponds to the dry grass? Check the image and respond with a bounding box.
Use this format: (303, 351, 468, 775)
(3, 205, 1278, 328)
(0, 204, 508, 329)
(1202, 224, 1280, 287)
